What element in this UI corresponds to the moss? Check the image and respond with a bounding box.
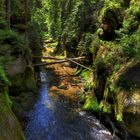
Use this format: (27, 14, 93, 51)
(116, 113, 123, 122)
(83, 94, 99, 111)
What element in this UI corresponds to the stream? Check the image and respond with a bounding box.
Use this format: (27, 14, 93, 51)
(24, 71, 119, 140)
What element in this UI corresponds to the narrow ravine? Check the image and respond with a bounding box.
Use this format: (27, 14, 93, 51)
(24, 71, 119, 140)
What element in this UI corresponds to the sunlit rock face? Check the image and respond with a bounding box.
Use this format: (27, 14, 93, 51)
(114, 61, 140, 137)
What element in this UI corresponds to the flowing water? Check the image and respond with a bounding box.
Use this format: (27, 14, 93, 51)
(24, 72, 119, 140)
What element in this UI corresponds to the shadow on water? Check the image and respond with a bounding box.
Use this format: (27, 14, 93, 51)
(24, 72, 120, 140)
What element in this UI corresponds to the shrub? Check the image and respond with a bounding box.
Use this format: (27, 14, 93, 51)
(83, 94, 99, 111)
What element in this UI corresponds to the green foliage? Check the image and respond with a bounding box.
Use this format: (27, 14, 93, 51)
(0, 66, 10, 86)
(89, 35, 100, 54)
(97, 28, 103, 35)
(117, 30, 140, 59)
(120, 34, 136, 57)
(32, 0, 62, 39)
(61, 0, 97, 53)
(100, 0, 122, 21)
(62, 0, 84, 41)
(128, 2, 140, 17)
(116, 113, 123, 122)
(31, 0, 49, 39)
(77, 32, 94, 56)
(83, 94, 99, 111)
(90, 0, 98, 4)
(48, 0, 61, 38)
(123, 16, 138, 32)
(80, 69, 94, 89)
(81, 69, 91, 80)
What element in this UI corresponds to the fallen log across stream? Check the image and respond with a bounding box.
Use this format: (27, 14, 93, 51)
(33, 56, 93, 71)
(32, 56, 62, 60)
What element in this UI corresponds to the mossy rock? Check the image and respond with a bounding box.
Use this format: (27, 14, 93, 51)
(112, 61, 140, 137)
(0, 93, 25, 140)
(83, 95, 99, 111)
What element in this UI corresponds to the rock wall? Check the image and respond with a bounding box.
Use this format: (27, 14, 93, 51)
(0, 0, 40, 139)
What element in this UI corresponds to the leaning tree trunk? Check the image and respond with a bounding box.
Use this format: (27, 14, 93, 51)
(24, 0, 28, 40)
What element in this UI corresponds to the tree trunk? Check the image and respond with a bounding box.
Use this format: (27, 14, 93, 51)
(7, 0, 11, 29)
(24, 0, 28, 40)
